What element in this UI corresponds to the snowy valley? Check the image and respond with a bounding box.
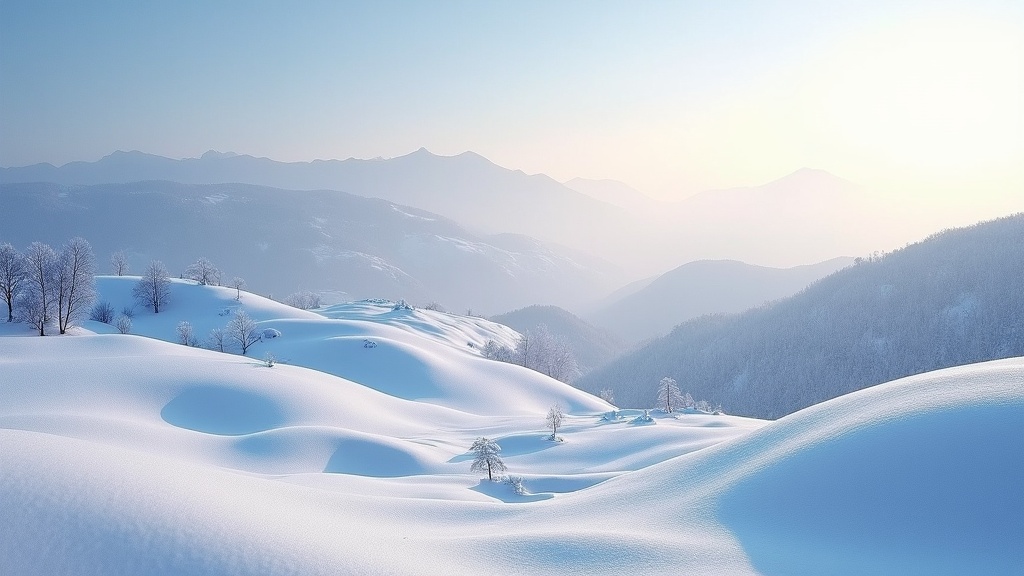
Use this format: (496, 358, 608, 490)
(1, 275, 1022, 575)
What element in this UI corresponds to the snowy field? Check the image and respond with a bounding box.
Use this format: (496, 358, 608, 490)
(1, 278, 1021, 575)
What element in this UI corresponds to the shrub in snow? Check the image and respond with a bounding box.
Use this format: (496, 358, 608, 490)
(503, 475, 527, 496)
(262, 328, 281, 339)
(392, 299, 413, 311)
(264, 352, 275, 367)
(121, 305, 135, 319)
(470, 437, 506, 481)
(423, 301, 446, 312)
(363, 339, 377, 348)
(631, 409, 654, 424)
(601, 410, 621, 421)
(90, 301, 115, 324)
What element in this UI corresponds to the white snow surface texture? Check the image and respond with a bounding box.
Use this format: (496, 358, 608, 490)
(0, 277, 1021, 575)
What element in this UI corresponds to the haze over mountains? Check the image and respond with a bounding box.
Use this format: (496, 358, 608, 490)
(0, 181, 616, 313)
(587, 257, 855, 343)
(1, 149, 916, 278)
(579, 214, 1024, 418)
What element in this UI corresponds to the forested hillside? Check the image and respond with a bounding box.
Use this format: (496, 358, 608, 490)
(578, 214, 1024, 418)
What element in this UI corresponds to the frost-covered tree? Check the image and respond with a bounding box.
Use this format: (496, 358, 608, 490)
(54, 237, 96, 334)
(114, 314, 132, 334)
(0, 243, 26, 322)
(226, 309, 260, 355)
(133, 260, 171, 313)
(546, 404, 565, 440)
(206, 327, 226, 352)
(284, 291, 321, 310)
(231, 277, 245, 300)
(185, 257, 221, 286)
(469, 437, 506, 481)
(177, 321, 198, 346)
(20, 242, 57, 336)
(110, 250, 129, 276)
(599, 388, 615, 404)
(657, 376, 685, 413)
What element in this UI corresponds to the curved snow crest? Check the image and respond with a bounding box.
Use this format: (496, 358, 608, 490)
(90, 278, 608, 415)
(561, 358, 1024, 575)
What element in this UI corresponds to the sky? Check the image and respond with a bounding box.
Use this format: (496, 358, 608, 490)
(1, 0, 1021, 213)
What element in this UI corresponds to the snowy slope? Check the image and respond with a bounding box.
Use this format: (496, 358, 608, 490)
(1, 279, 1021, 575)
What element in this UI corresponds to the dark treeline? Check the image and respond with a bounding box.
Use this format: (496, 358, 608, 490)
(578, 214, 1024, 418)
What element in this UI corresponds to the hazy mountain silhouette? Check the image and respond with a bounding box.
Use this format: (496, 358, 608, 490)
(1, 151, 906, 276)
(588, 257, 855, 343)
(577, 214, 1024, 418)
(0, 181, 618, 314)
(490, 305, 625, 375)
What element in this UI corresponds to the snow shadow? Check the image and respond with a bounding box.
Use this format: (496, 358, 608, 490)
(470, 479, 553, 503)
(324, 438, 428, 477)
(717, 404, 1024, 575)
(161, 385, 286, 435)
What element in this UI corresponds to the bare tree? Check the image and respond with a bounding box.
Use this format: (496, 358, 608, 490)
(206, 327, 226, 352)
(54, 237, 96, 334)
(114, 314, 132, 334)
(231, 277, 245, 300)
(110, 250, 129, 276)
(546, 404, 565, 440)
(657, 376, 685, 413)
(133, 260, 171, 313)
(184, 257, 221, 286)
(226, 309, 260, 355)
(177, 321, 198, 346)
(21, 242, 57, 335)
(469, 437, 507, 482)
(284, 291, 321, 310)
(0, 243, 26, 322)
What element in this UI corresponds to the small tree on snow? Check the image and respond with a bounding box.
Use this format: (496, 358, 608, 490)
(546, 404, 565, 440)
(226, 309, 261, 355)
(206, 327, 226, 352)
(110, 250, 129, 276)
(0, 243, 26, 323)
(231, 277, 245, 300)
(177, 321, 198, 346)
(133, 260, 171, 313)
(114, 314, 132, 334)
(657, 376, 685, 413)
(470, 437, 506, 481)
(184, 257, 221, 286)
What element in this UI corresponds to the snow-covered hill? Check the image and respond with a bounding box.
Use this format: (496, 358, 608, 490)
(1, 277, 1020, 574)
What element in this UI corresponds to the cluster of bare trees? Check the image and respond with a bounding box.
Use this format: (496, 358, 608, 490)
(482, 324, 581, 384)
(0, 238, 96, 335)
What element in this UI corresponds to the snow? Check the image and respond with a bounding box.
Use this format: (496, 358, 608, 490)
(1, 277, 1021, 574)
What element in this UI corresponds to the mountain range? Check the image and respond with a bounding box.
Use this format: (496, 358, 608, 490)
(0, 181, 617, 314)
(578, 213, 1024, 418)
(2, 149, 910, 276)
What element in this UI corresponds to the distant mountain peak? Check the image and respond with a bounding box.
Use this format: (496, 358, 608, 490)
(200, 150, 238, 160)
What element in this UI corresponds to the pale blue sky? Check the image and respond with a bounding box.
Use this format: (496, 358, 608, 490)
(2, 1, 1021, 208)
